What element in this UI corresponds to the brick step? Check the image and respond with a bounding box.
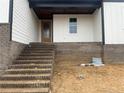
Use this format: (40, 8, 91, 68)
(29, 43, 55, 46)
(23, 49, 55, 51)
(24, 48, 55, 50)
(18, 56, 54, 59)
(30, 43, 54, 45)
(27, 46, 55, 49)
(20, 53, 54, 56)
(5, 69, 52, 74)
(23, 49, 54, 52)
(8, 64, 52, 69)
(17, 57, 54, 60)
(22, 51, 54, 54)
(0, 88, 49, 93)
(13, 60, 53, 64)
(0, 80, 50, 88)
(0, 74, 51, 81)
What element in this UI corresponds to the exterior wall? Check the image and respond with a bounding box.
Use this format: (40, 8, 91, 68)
(0, 0, 10, 23)
(0, 24, 26, 71)
(103, 45, 124, 64)
(93, 8, 102, 42)
(104, 2, 124, 44)
(38, 21, 42, 42)
(12, 0, 40, 44)
(53, 14, 102, 42)
(55, 42, 124, 64)
(55, 43, 102, 65)
(53, 14, 94, 42)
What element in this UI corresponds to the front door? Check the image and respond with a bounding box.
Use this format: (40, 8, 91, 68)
(41, 20, 52, 43)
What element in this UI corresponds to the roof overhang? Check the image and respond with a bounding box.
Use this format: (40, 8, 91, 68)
(28, 0, 102, 19)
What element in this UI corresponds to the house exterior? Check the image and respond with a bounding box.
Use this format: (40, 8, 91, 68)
(0, 0, 124, 69)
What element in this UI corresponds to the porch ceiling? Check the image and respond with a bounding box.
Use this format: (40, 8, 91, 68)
(28, 0, 102, 19)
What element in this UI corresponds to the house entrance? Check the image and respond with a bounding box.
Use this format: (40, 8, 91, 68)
(41, 20, 53, 43)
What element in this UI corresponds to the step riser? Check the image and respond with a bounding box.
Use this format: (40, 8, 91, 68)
(1, 92, 49, 93)
(27, 47, 55, 49)
(23, 49, 54, 52)
(26, 47, 55, 49)
(6, 71, 51, 74)
(0, 76, 50, 81)
(0, 83, 49, 88)
(17, 58, 54, 60)
(20, 54, 53, 56)
(22, 51, 54, 54)
(18, 56, 54, 59)
(9, 66, 52, 69)
(29, 43, 54, 46)
(13, 62, 52, 65)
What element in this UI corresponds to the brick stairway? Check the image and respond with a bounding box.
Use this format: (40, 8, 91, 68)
(0, 43, 55, 93)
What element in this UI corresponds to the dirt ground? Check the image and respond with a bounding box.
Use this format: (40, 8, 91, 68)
(51, 54, 124, 93)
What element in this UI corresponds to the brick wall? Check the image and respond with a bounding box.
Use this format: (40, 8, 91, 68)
(54, 43, 102, 65)
(0, 24, 26, 70)
(55, 43, 124, 64)
(103, 45, 124, 64)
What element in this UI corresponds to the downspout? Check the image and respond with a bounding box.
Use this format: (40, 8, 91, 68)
(9, 0, 14, 41)
(101, 0, 105, 63)
(101, 1, 105, 45)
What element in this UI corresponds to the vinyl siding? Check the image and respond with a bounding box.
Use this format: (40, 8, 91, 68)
(93, 8, 102, 42)
(104, 2, 124, 44)
(53, 14, 102, 42)
(0, 0, 10, 23)
(12, 0, 39, 44)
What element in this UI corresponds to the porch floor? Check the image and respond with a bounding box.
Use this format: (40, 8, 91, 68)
(51, 53, 124, 93)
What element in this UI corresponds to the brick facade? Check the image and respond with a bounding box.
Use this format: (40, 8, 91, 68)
(0, 24, 26, 71)
(55, 43, 102, 65)
(55, 43, 124, 64)
(103, 45, 124, 64)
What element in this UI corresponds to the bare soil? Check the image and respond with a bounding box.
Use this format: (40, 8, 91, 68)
(51, 54, 124, 93)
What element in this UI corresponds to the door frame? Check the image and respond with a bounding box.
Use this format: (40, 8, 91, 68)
(41, 20, 53, 43)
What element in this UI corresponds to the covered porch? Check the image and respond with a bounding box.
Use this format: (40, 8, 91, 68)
(27, 0, 103, 43)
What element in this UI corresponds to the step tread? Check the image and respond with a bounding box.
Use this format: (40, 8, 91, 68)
(15, 59, 53, 61)
(0, 88, 49, 93)
(24, 48, 54, 50)
(18, 57, 54, 59)
(0, 80, 50, 84)
(9, 66, 52, 69)
(19, 55, 53, 57)
(13, 62, 52, 65)
(22, 51, 54, 53)
(17, 58, 54, 60)
(1, 74, 51, 77)
(20, 54, 53, 56)
(7, 68, 52, 71)
(9, 64, 52, 67)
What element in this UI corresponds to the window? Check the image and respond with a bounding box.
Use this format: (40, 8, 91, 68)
(122, 8, 124, 28)
(69, 18, 77, 33)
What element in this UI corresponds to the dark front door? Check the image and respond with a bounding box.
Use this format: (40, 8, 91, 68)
(41, 20, 52, 43)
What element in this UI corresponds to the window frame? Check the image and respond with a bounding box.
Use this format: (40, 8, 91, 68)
(69, 18, 77, 34)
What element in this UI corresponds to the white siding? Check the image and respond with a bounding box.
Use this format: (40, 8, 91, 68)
(38, 21, 42, 42)
(53, 15, 94, 42)
(12, 0, 39, 44)
(0, 0, 10, 23)
(53, 14, 101, 42)
(93, 8, 102, 42)
(104, 2, 124, 44)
